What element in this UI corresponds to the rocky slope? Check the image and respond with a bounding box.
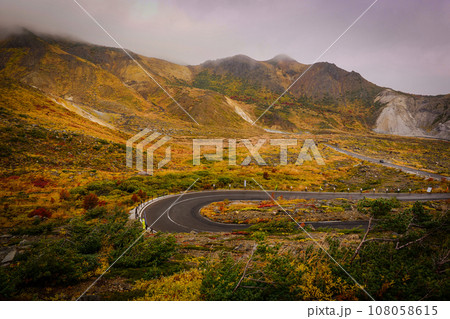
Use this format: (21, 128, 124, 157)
(374, 89, 450, 139)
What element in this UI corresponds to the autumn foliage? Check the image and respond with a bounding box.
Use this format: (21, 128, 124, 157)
(137, 189, 147, 201)
(131, 194, 140, 203)
(83, 193, 99, 210)
(32, 178, 50, 188)
(28, 207, 52, 219)
(59, 189, 70, 201)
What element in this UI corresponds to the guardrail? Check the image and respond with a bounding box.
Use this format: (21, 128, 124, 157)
(128, 193, 175, 228)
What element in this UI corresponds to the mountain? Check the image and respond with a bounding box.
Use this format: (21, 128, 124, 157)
(189, 54, 449, 138)
(194, 54, 381, 102)
(0, 30, 448, 139)
(0, 30, 257, 135)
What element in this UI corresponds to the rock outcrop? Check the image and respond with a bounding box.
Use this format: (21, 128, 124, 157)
(374, 89, 450, 140)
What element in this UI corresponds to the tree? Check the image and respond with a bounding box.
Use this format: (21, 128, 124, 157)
(351, 200, 441, 263)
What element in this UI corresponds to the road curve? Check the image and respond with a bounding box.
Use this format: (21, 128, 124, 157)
(142, 190, 450, 233)
(325, 144, 448, 180)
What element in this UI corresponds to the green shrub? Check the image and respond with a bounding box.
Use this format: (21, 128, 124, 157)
(11, 222, 55, 236)
(200, 256, 255, 301)
(70, 186, 87, 196)
(15, 240, 98, 286)
(116, 235, 178, 268)
(217, 176, 232, 186)
(251, 231, 267, 241)
(0, 144, 12, 157)
(0, 267, 17, 298)
(76, 232, 102, 254)
(118, 180, 145, 193)
(357, 197, 400, 218)
(28, 127, 47, 139)
(86, 180, 117, 196)
(84, 206, 108, 220)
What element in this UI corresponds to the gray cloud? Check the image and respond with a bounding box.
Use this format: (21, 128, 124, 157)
(0, 0, 449, 95)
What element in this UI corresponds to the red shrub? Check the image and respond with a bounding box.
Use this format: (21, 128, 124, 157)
(137, 189, 147, 200)
(231, 231, 249, 235)
(131, 194, 140, 203)
(83, 193, 99, 210)
(32, 178, 50, 188)
(28, 207, 52, 219)
(59, 189, 70, 201)
(258, 203, 276, 208)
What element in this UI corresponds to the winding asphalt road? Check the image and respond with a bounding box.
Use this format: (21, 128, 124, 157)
(141, 190, 450, 233)
(325, 144, 448, 180)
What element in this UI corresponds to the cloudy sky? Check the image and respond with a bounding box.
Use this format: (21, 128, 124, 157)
(0, 0, 449, 95)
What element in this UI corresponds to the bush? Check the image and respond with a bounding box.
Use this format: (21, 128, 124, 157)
(200, 256, 250, 301)
(70, 186, 87, 196)
(357, 198, 400, 218)
(118, 180, 145, 193)
(378, 210, 412, 234)
(15, 240, 98, 286)
(201, 245, 358, 301)
(83, 193, 99, 210)
(131, 194, 140, 203)
(107, 220, 142, 253)
(217, 176, 232, 187)
(84, 206, 108, 220)
(32, 178, 50, 188)
(76, 232, 102, 254)
(0, 144, 12, 157)
(86, 180, 117, 196)
(59, 189, 70, 201)
(11, 222, 55, 236)
(408, 201, 432, 224)
(116, 235, 178, 268)
(28, 207, 52, 219)
(137, 189, 147, 201)
(135, 269, 203, 301)
(0, 267, 17, 298)
(251, 231, 267, 241)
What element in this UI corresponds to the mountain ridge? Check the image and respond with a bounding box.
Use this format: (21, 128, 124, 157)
(0, 29, 448, 139)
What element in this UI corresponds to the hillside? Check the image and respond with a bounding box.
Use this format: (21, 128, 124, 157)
(0, 30, 256, 135)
